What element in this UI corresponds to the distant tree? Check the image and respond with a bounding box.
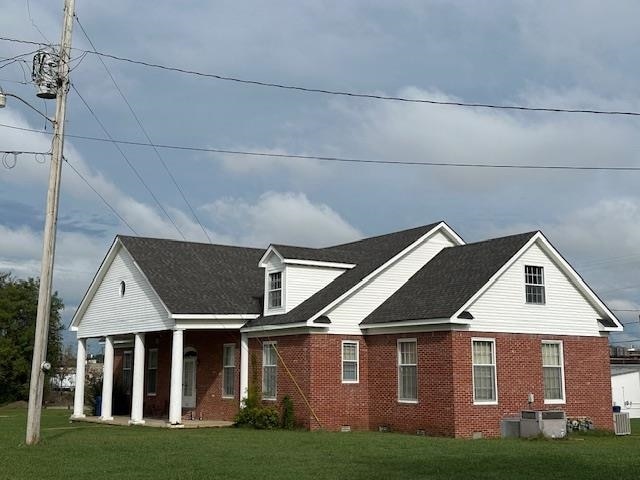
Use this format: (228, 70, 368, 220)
(0, 272, 63, 404)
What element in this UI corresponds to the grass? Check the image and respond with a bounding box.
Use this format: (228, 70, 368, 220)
(1, 407, 640, 479)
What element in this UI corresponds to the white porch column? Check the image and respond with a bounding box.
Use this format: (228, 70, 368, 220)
(169, 328, 184, 425)
(129, 333, 145, 425)
(239, 332, 249, 407)
(72, 338, 86, 418)
(100, 336, 114, 421)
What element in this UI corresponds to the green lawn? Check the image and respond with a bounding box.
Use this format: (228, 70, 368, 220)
(1, 407, 639, 479)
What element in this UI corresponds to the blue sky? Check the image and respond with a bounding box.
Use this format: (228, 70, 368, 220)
(1, 0, 639, 347)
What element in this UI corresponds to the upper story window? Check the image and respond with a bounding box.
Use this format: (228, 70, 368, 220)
(525, 265, 545, 304)
(268, 272, 282, 309)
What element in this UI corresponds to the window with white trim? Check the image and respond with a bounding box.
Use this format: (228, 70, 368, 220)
(472, 339, 497, 403)
(123, 350, 133, 394)
(342, 341, 359, 383)
(398, 339, 417, 402)
(262, 342, 277, 400)
(146, 348, 158, 396)
(222, 344, 235, 398)
(268, 272, 282, 309)
(542, 341, 565, 403)
(525, 265, 545, 304)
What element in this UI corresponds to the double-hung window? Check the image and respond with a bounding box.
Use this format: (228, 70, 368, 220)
(222, 344, 235, 398)
(472, 339, 497, 403)
(146, 348, 158, 396)
(268, 272, 282, 309)
(123, 350, 133, 394)
(525, 265, 545, 304)
(397, 339, 417, 402)
(342, 341, 359, 383)
(542, 341, 565, 403)
(262, 342, 277, 400)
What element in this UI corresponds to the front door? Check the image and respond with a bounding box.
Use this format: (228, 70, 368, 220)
(182, 356, 196, 409)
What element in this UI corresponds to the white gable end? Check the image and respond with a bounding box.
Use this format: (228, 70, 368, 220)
(75, 244, 172, 338)
(467, 241, 606, 336)
(325, 229, 457, 334)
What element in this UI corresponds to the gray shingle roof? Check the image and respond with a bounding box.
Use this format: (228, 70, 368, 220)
(245, 223, 444, 328)
(362, 231, 538, 325)
(118, 236, 264, 315)
(270, 245, 355, 264)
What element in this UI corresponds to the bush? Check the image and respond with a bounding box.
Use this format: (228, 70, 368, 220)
(281, 395, 294, 430)
(234, 406, 279, 429)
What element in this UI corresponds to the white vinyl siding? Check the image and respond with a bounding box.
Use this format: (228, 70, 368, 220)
(77, 246, 171, 338)
(542, 341, 565, 403)
(286, 264, 345, 311)
(146, 348, 158, 396)
(472, 339, 497, 404)
(468, 242, 604, 336)
(262, 342, 277, 400)
(342, 341, 359, 383)
(398, 339, 417, 402)
(326, 231, 456, 334)
(222, 344, 235, 398)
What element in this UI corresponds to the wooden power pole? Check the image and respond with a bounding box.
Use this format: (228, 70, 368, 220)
(26, 0, 76, 445)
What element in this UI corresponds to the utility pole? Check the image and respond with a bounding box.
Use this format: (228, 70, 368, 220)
(26, 0, 76, 445)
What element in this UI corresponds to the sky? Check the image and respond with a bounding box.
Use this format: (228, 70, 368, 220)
(1, 0, 639, 348)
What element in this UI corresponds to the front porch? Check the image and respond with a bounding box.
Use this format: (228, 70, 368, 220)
(71, 415, 233, 429)
(70, 327, 251, 427)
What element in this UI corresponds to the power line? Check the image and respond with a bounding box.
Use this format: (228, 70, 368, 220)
(74, 15, 212, 244)
(62, 155, 139, 235)
(70, 83, 187, 240)
(2, 120, 640, 172)
(3, 35, 640, 117)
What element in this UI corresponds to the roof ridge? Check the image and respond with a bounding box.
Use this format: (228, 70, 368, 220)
(327, 221, 442, 250)
(117, 235, 265, 252)
(447, 230, 538, 249)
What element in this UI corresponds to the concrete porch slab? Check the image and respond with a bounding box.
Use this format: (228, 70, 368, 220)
(70, 415, 234, 429)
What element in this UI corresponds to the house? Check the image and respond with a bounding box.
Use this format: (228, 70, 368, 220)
(70, 221, 622, 437)
(610, 348, 640, 418)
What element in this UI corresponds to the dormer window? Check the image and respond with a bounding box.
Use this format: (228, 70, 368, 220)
(525, 265, 545, 304)
(268, 272, 282, 309)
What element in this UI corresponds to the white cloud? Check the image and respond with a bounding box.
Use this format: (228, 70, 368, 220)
(202, 191, 361, 247)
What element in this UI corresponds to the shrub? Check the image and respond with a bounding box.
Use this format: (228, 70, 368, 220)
(281, 395, 294, 430)
(234, 406, 279, 429)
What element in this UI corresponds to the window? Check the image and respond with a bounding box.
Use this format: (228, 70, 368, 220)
(342, 341, 359, 383)
(268, 272, 282, 309)
(262, 342, 277, 400)
(397, 339, 417, 402)
(222, 344, 235, 398)
(542, 341, 565, 403)
(472, 339, 497, 403)
(525, 265, 545, 304)
(123, 351, 133, 394)
(147, 348, 158, 396)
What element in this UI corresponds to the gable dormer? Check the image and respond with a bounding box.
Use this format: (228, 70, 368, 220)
(259, 246, 355, 316)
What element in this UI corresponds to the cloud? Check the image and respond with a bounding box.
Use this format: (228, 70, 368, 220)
(202, 191, 361, 247)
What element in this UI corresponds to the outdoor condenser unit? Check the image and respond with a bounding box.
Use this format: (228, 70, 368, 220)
(613, 412, 631, 435)
(520, 410, 567, 438)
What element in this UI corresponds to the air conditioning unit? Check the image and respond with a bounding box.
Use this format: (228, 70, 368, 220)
(613, 412, 631, 435)
(520, 410, 566, 438)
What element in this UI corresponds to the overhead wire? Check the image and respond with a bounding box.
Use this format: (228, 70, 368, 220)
(3, 35, 640, 117)
(70, 83, 187, 240)
(1, 120, 640, 172)
(74, 14, 213, 243)
(62, 155, 139, 235)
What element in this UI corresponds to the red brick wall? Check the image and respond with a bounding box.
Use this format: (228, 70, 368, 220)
(450, 331, 613, 438)
(248, 334, 312, 428)
(366, 332, 456, 436)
